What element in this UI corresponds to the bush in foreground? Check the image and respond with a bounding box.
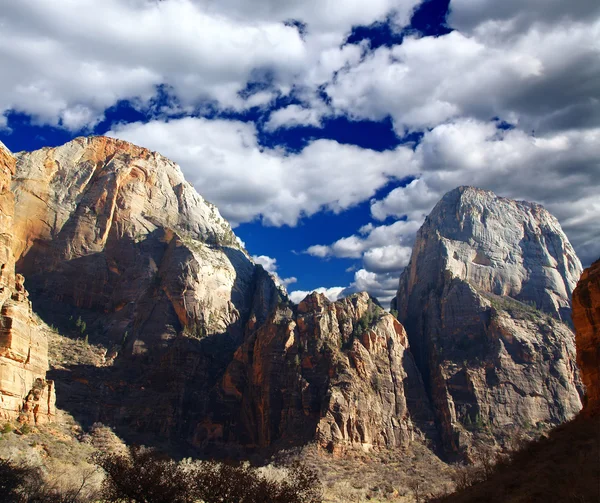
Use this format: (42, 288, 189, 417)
(1, 445, 322, 503)
(95, 445, 323, 503)
(0, 457, 93, 502)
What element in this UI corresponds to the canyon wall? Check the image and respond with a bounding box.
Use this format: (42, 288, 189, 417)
(572, 259, 600, 413)
(0, 141, 54, 424)
(394, 186, 582, 458)
(12, 137, 434, 453)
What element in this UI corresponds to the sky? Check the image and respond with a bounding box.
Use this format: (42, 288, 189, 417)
(0, 0, 599, 305)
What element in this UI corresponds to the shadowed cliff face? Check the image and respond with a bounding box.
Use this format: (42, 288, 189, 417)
(12, 137, 436, 456)
(394, 187, 583, 459)
(0, 141, 54, 424)
(10, 139, 585, 459)
(216, 292, 437, 454)
(572, 259, 600, 414)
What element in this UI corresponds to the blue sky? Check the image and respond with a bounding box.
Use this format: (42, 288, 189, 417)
(1, 0, 599, 304)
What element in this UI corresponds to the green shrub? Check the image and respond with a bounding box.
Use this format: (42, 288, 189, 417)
(18, 424, 33, 435)
(95, 445, 323, 503)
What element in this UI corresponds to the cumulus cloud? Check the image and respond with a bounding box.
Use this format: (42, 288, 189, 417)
(371, 178, 440, 222)
(303, 220, 420, 304)
(449, 0, 600, 34)
(327, 18, 600, 134)
(264, 104, 323, 131)
(108, 117, 417, 226)
(252, 255, 297, 288)
(306, 220, 419, 266)
(0, 0, 420, 129)
(347, 269, 399, 305)
(289, 286, 347, 305)
(3, 0, 599, 304)
(289, 269, 400, 306)
(305, 118, 600, 300)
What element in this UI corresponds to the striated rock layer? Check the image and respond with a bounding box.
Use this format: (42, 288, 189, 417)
(12, 136, 285, 444)
(11, 137, 434, 454)
(216, 292, 436, 453)
(572, 259, 600, 413)
(394, 186, 582, 458)
(0, 141, 54, 424)
(13, 136, 263, 349)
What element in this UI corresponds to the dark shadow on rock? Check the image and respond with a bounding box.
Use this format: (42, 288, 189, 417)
(47, 331, 249, 460)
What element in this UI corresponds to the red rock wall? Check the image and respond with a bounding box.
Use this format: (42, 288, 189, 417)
(572, 259, 600, 413)
(0, 143, 54, 424)
(215, 293, 436, 453)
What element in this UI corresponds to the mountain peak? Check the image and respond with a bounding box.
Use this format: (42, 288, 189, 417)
(395, 188, 583, 457)
(418, 186, 581, 320)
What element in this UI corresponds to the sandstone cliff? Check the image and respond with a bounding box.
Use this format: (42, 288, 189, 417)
(216, 292, 436, 453)
(11, 138, 585, 459)
(13, 136, 276, 350)
(394, 187, 583, 458)
(0, 141, 54, 424)
(10, 136, 288, 446)
(572, 259, 600, 413)
(11, 137, 436, 455)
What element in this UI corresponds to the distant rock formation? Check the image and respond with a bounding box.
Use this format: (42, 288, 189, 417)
(13, 136, 276, 350)
(394, 186, 582, 458)
(11, 137, 434, 453)
(216, 292, 436, 453)
(572, 259, 600, 414)
(9, 139, 586, 458)
(0, 142, 54, 424)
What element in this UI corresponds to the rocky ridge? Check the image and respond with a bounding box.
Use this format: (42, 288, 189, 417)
(0, 141, 54, 424)
(572, 259, 600, 413)
(394, 186, 583, 458)
(13, 136, 262, 350)
(217, 292, 436, 453)
(7, 138, 586, 459)
(10, 136, 435, 454)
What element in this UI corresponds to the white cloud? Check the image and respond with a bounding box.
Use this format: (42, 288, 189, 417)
(348, 269, 399, 305)
(252, 255, 278, 274)
(449, 0, 600, 34)
(281, 277, 298, 287)
(304, 245, 330, 258)
(0, 0, 420, 129)
(252, 254, 296, 288)
(3, 0, 599, 299)
(371, 178, 440, 222)
(326, 16, 600, 134)
(303, 220, 419, 302)
(370, 119, 600, 265)
(265, 105, 323, 131)
(289, 286, 346, 305)
(363, 245, 412, 274)
(107, 117, 418, 226)
(304, 117, 600, 300)
(289, 269, 400, 306)
(305, 220, 420, 265)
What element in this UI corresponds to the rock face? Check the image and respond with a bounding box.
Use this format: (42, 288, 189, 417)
(394, 187, 583, 458)
(13, 136, 271, 350)
(0, 141, 54, 424)
(572, 259, 600, 413)
(217, 292, 436, 453)
(11, 136, 435, 454)
(11, 139, 584, 458)
(11, 136, 287, 444)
